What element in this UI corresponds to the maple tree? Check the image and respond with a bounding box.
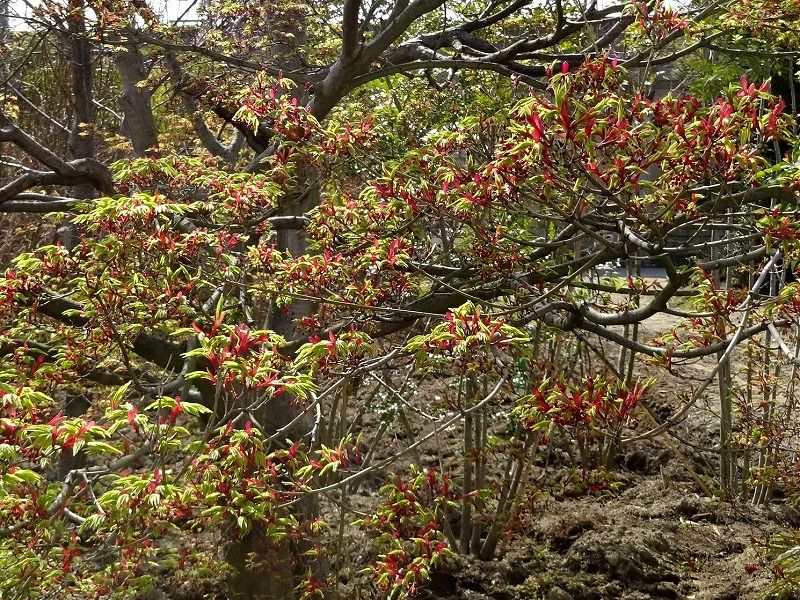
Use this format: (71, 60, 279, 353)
(4, 0, 800, 598)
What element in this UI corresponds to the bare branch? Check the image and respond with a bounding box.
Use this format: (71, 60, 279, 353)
(462, 0, 533, 32)
(341, 0, 363, 61)
(0, 194, 80, 213)
(0, 113, 113, 200)
(351, 57, 547, 88)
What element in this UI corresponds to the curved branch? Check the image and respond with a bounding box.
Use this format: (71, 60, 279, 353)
(351, 58, 547, 88)
(31, 292, 186, 372)
(0, 196, 79, 213)
(0, 113, 114, 200)
(341, 0, 363, 61)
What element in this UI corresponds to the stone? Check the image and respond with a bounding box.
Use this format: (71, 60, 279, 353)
(547, 587, 574, 600)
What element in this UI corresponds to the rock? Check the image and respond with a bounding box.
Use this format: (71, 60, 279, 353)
(570, 582, 602, 600)
(427, 571, 458, 595)
(565, 527, 678, 584)
(723, 540, 745, 554)
(714, 581, 741, 600)
(676, 496, 713, 519)
(596, 582, 622, 598)
(624, 450, 649, 473)
(785, 505, 800, 527)
(638, 582, 679, 599)
(549, 519, 595, 553)
(547, 587, 573, 600)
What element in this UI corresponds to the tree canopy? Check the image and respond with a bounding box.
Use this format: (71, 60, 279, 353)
(3, 0, 800, 598)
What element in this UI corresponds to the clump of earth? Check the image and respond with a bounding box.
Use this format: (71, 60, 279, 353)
(419, 475, 792, 600)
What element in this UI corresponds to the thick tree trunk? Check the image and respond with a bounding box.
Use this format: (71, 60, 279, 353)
(225, 13, 322, 600)
(56, 392, 91, 479)
(54, 0, 95, 481)
(55, 0, 95, 249)
(0, 2, 8, 53)
(226, 536, 294, 600)
(226, 171, 322, 600)
(114, 44, 158, 156)
(0, 2, 8, 136)
(66, 0, 94, 166)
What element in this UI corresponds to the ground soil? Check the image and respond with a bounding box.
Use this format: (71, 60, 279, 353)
(417, 478, 795, 600)
(339, 306, 800, 600)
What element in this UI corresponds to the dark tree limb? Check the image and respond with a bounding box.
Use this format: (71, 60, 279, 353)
(0, 112, 114, 200)
(32, 292, 186, 372)
(164, 52, 248, 161)
(0, 195, 80, 213)
(341, 0, 363, 61)
(114, 43, 159, 156)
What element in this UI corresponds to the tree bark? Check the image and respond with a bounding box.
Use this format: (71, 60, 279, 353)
(0, 1, 9, 56)
(53, 0, 95, 488)
(55, 0, 95, 250)
(66, 0, 94, 167)
(114, 44, 159, 156)
(225, 11, 322, 599)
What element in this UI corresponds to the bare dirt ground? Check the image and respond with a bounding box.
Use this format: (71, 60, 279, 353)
(420, 475, 794, 600)
(343, 306, 799, 600)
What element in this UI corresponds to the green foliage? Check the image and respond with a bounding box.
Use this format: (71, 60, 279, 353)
(356, 468, 458, 598)
(6, 0, 800, 596)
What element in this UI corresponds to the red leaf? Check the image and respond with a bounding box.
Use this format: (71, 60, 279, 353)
(529, 113, 544, 142)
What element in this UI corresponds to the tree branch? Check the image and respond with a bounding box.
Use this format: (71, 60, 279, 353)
(0, 195, 80, 213)
(341, 0, 363, 61)
(0, 113, 114, 200)
(32, 292, 186, 372)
